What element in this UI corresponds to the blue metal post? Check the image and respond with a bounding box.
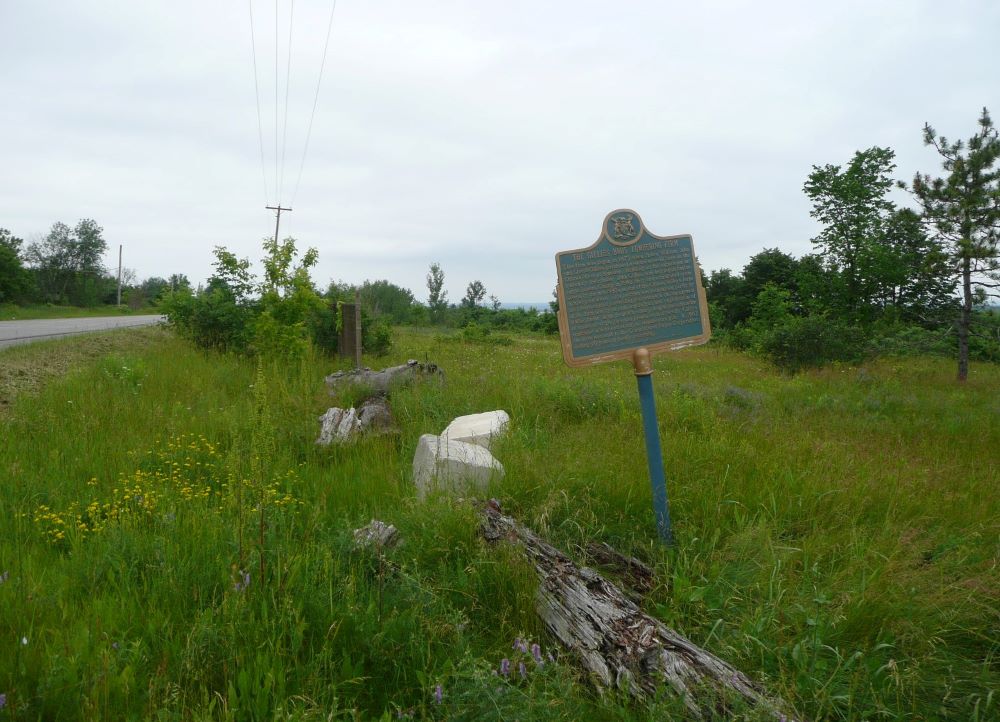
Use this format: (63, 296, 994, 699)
(633, 348, 673, 545)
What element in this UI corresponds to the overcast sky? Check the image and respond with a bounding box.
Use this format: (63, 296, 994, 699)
(3, 0, 999, 303)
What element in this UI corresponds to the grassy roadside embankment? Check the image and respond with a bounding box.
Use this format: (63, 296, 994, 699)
(0, 327, 997, 719)
(0, 304, 154, 321)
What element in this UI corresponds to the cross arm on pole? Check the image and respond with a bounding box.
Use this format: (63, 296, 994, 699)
(265, 205, 293, 243)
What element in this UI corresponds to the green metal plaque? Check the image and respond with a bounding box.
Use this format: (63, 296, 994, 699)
(555, 209, 711, 367)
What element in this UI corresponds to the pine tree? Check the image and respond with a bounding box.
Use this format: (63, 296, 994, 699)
(909, 108, 1000, 381)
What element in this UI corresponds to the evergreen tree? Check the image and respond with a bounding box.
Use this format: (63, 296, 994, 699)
(909, 108, 1000, 381)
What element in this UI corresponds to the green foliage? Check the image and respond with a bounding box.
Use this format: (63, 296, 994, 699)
(910, 107, 1000, 380)
(164, 238, 334, 358)
(359, 279, 419, 324)
(23, 219, 112, 305)
(0, 228, 32, 303)
(758, 315, 866, 371)
(162, 284, 255, 352)
(426, 262, 448, 324)
(461, 280, 487, 308)
(362, 317, 394, 357)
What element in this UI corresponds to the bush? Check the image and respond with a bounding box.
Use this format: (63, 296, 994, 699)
(759, 315, 866, 372)
(162, 286, 256, 353)
(362, 317, 393, 357)
(867, 324, 954, 358)
(163, 239, 338, 359)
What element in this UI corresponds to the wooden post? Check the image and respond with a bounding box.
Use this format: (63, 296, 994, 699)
(354, 290, 362, 369)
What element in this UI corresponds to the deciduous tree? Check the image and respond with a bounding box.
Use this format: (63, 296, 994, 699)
(426, 262, 447, 323)
(804, 147, 898, 318)
(0, 228, 31, 302)
(462, 280, 486, 308)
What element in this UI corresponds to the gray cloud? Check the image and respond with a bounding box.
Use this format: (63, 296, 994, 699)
(3, 0, 998, 302)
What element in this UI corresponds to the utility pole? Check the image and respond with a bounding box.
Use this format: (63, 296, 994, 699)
(266, 205, 292, 243)
(116, 244, 123, 306)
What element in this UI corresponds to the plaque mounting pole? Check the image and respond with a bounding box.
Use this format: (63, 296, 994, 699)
(632, 347, 673, 545)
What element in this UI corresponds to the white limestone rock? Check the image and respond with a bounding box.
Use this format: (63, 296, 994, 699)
(353, 519, 401, 550)
(412, 433, 504, 498)
(316, 397, 395, 445)
(441, 410, 510, 450)
(316, 407, 360, 445)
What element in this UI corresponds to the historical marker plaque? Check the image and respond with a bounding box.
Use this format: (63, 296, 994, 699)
(555, 209, 711, 367)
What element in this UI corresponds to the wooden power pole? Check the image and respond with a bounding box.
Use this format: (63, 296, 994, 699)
(266, 205, 292, 242)
(116, 244, 122, 306)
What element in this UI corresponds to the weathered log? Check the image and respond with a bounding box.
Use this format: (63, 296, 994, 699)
(583, 541, 655, 598)
(325, 359, 442, 395)
(481, 501, 798, 720)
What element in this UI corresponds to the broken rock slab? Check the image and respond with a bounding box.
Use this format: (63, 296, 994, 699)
(353, 519, 401, 550)
(316, 407, 359, 445)
(412, 433, 504, 498)
(441, 410, 510, 451)
(316, 397, 393, 445)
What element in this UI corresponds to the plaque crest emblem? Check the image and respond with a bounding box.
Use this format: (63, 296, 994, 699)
(611, 214, 637, 241)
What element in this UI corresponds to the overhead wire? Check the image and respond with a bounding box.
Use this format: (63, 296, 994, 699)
(278, 0, 295, 204)
(290, 0, 339, 208)
(248, 0, 270, 206)
(274, 0, 279, 205)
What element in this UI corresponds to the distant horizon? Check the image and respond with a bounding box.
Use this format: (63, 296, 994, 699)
(499, 301, 550, 311)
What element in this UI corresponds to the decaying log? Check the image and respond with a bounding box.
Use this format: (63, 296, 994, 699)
(316, 396, 394, 445)
(584, 541, 655, 598)
(481, 501, 798, 720)
(325, 359, 442, 395)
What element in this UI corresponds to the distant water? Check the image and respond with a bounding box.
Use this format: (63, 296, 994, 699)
(499, 302, 550, 312)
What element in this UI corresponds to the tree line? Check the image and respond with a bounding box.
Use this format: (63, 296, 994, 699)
(0, 219, 190, 309)
(705, 108, 1000, 379)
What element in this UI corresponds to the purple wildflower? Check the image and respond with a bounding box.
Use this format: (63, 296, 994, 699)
(0, 570, 8, 584)
(0, 692, 6, 710)
(513, 637, 528, 654)
(499, 658, 510, 677)
(530, 643, 543, 665)
(433, 684, 443, 705)
(519, 662, 527, 679)
(234, 569, 250, 592)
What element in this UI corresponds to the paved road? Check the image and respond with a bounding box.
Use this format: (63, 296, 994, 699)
(0, 315, 165, 350)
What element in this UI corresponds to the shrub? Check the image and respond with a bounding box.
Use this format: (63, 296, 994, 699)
(163, 239, 344, 359)
(759, 315, 865, 372)
(362, 317, 393, 357)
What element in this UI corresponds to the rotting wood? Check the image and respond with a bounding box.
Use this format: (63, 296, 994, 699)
(480, 500, 799, 720)
(583, 541, 655, 598)
(325, 359, 442, 395)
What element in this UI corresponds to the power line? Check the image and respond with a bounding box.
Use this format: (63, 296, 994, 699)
(248, 0, 270, 205)
(290, 0, 339, 208)
(278, 0, 295, 203)
(274, 0, 279, 206)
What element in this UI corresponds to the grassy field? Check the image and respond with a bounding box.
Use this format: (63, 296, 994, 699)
(0, 304, 150, 321)
(0, 327, 997, 720)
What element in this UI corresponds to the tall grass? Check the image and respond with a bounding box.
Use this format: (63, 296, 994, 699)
(0, 327, 997, 719)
